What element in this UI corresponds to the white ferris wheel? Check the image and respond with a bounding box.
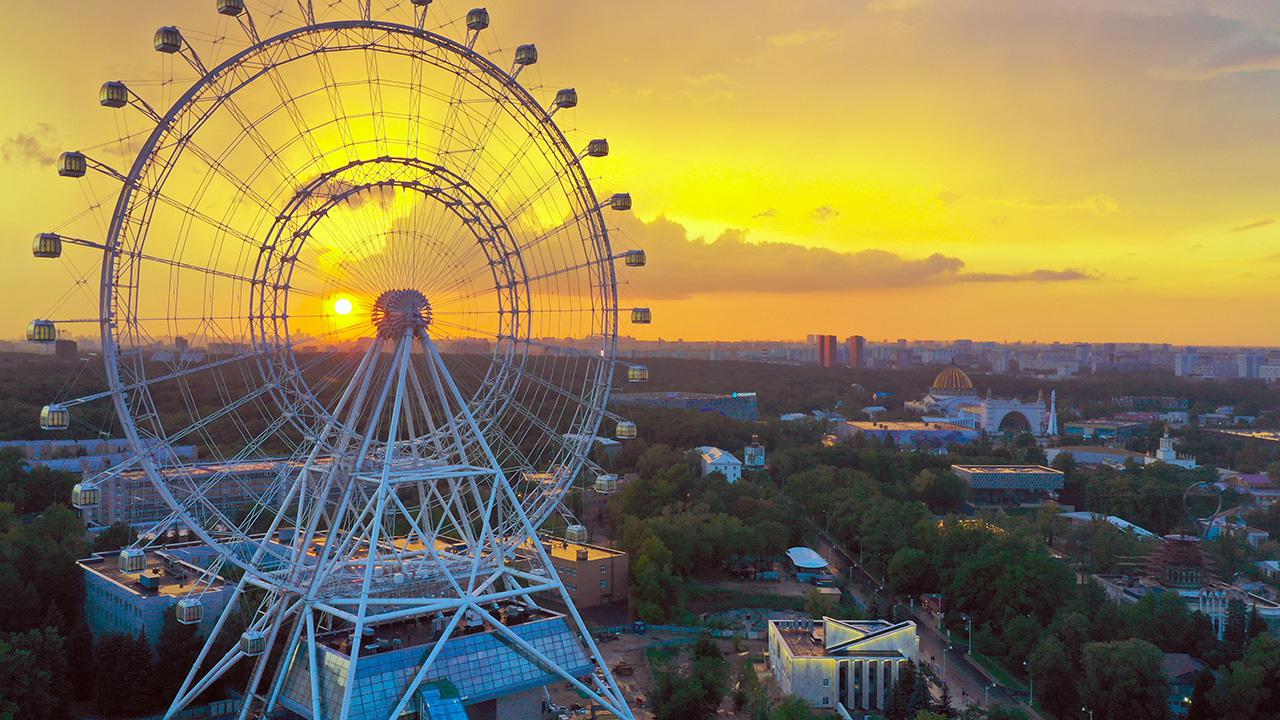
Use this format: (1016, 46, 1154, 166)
(28, 1, 650, 718)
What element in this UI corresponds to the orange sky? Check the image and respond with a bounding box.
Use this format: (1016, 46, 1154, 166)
(5, 0, 1280, 345)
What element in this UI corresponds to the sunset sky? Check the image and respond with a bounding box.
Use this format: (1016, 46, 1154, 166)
(4, 0, 1280, 345)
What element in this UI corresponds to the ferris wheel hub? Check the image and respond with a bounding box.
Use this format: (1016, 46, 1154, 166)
(371, 288, 432, 338)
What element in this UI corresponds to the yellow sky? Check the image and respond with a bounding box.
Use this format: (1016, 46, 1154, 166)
(4, 0, 1280, 345)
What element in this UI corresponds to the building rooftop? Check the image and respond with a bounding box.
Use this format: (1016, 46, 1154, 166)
(1052, 445, 1148, 459)
(786, 546, 828, 570)
(528, 536, 624, 563)
(79, 544, 224, 598)
(845, 421, 973, 432)
(1060, 511, 1158, 538)
(1065, 419, 1145, 428)
(612, 391, 746, 401)
(698, 446, 742, 467)
(952, 464, 1062, 474)
(772, 618, 916, 658)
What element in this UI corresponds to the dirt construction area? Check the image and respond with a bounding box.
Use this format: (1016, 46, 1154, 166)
(546, 630, 780, 720)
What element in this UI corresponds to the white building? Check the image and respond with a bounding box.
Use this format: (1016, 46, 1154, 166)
(1152, 430, 1198, 469)
(697, 446, 743, 483)
(905, 367, 1050, 436)
(768, 618, 919, 714)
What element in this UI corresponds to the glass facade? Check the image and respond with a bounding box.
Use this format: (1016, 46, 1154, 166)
(280, 616, 593, 719)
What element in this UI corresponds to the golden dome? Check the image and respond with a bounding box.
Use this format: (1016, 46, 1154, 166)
(931, 366, 975, 395)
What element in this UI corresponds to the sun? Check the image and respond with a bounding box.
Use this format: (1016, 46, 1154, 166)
(333, 297, 354, 316)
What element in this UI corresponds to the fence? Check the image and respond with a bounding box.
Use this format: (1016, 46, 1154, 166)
(592, 623, 763, 641)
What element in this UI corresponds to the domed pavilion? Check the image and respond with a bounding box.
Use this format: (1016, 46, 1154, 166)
(905, 366, 1052, 436)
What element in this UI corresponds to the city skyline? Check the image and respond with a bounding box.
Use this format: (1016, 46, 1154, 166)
(6, 0, 1280, 346)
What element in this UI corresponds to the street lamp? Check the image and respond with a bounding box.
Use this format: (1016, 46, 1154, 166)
(1082, 707, 1094, 720)
(984, 683, 994, 707)
(1023, 660, 1033, 704)
(962, 614, 973, 654)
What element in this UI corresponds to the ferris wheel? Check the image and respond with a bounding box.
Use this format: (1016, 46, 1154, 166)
(30, 1, 649, 718)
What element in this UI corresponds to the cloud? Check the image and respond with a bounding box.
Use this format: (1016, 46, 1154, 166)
(866, 0, 929, 11)
(1169, 37, 1280, 80)
(960, 268, 1097, 283)
(684, 72, 735, 87)
(767, 29, 837, 47)
(1229, 218, 1274, 233)
(811, 205, 841, 221)
(619, 215, 1095, 299)
(752, 208, 778, 219)
(2, 123, 58, 164)
(1011, 194, 1120, 214)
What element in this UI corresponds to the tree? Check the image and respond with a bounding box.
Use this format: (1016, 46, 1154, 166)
(93, 632, 156, 717)
(934, 682, 956, 718)
(889, 547, 937, 598)
(768, 697, 812, 720)
(691, 632, 728, 711)
(912, 470, 967, 514)
(1029, 636, 1077, 719)
(1245, 604, 1267, 642)
(1080, 639, 1170, 720)
(1001, 615, 1040, 666)
(155, 615, 205, 702)
(632, 535, 683, 623)
(804, 588, 838, 620)
(1210, 633, 1280, 720)
(1185, 669, 1217, 720)
(0, 627, 71, 720)
(732, 657, 762, 711)
(1223, 599, 1247, 659)
(64, 617, 94, 700)
(1049, 611, 1090, 667)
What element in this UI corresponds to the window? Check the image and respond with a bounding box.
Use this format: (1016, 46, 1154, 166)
(822, 678, 830, 687)
(600, 580, 607, 588)
(822, 697, 830, 706)
(600, 564, 607, 574)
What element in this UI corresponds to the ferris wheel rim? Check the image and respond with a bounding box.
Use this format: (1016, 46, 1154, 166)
(92, 16, 620, 575)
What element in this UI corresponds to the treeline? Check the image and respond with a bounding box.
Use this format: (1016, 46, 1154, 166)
(0, 456, 231, 718)
(777, 441, 1279, 719)
(620, 355, 1280, 422)
(604, 443, 804, 622)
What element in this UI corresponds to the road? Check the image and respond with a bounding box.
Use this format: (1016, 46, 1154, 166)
(814, 532, 1044, 719)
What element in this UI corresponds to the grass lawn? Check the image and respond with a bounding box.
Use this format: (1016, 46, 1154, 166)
(971, 651, 1028, 693)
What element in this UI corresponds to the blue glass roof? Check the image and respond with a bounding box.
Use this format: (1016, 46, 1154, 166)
(420, 682, 467, 720)
(279, 615, 594, 720)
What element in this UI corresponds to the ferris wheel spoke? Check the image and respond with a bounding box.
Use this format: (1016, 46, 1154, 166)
(179, 137, 280, 217)
(56, 348, 268, 409)
(313, 51, 358, 163)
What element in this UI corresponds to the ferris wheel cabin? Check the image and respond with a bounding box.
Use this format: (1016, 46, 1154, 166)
(554, 88, 578, 110)
(40, 404, 70, 431)
(514, 44, 538, 66)
(466, 8, 490, 31)
(216, 0, 246, 16)
(99, 81, 129, 108)
(26, 320, 56, 343)
(32, 233, 62, 258)
(57, 151, 86, 178)
(586, 138, 610, 158)
(615, 420, 637, 440)
(153, 26, 183, 54)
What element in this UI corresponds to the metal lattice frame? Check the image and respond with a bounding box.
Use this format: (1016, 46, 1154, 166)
(35, 3, 646, 719)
